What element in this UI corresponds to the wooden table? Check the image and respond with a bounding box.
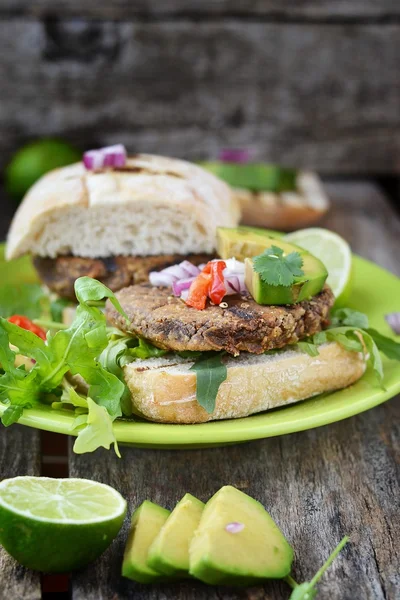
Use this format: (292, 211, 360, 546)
(1, 181, 399, 600)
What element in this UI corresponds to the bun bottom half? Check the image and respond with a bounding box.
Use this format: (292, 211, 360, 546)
(123, 342, 365, 424)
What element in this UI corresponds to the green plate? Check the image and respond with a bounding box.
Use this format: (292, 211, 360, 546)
(0, 248, 399, 449)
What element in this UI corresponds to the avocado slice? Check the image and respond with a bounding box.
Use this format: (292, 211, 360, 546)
(200, 162, 297, 193)
(148, 493, 205, 577)
(217, 226, 283, 262)
(122, 501, 171, 583)
(245, 243, 328, 305)
(189, 486, 293, 586)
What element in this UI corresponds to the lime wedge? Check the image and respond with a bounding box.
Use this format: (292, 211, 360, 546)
(0, 476, 127, 572)
(284, 228, 352, 306)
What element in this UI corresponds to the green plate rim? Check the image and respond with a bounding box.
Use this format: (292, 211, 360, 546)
(0, 253, 399, 448)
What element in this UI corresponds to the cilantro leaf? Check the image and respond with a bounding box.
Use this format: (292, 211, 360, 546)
(253, 246, 304, 287)
(190, 353, 227, 413)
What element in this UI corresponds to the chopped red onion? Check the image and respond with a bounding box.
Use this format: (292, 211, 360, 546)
(225, 522, 245, 534)
(172, 277, 196, 296)
(218, 149, 252, 164)
(83, 144, 127, 171)
(385, 313, 400, 335)
(148, 272, 176, 287)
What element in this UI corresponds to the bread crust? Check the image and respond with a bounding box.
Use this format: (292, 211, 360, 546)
(236, 171, 329, 230)
(6, 154, 239, 260)
(123, 342, 365, 423)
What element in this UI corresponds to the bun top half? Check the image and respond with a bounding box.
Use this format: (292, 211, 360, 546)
(7, 153, 240, 260)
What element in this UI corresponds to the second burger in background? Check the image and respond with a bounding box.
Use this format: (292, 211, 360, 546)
(6, 149, 240, 300)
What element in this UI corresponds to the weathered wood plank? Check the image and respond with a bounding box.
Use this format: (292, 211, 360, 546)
(322, 181, 400, 276)
(0, 21, 399, 174)
(69, 182, 400, 599)
(1, 0, 400, 19)
(69, 400, 400, 600)
(0, 425, 42, 600)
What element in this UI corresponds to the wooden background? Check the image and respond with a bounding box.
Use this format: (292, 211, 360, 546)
(0, 1, 399, 175)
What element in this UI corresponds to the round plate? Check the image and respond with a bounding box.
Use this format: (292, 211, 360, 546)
(0, 249, 399, 449)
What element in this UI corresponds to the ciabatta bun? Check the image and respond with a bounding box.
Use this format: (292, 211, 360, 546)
(123, 342, 365, 424)
(236, 171, 329, 230)
(6, 154, 239, 260)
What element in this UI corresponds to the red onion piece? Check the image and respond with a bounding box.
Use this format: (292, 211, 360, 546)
(218, 149, 252, 164)
(179, 260, 201, 278)
(385, 313, 400, 335)
(149, 272, 175, 287)
(83, 144, 127, 171)
(172, 277, 195, 296)
(225, 522, 245, 533)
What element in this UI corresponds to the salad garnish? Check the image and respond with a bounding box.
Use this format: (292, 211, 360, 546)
(253, 246, 304, 287)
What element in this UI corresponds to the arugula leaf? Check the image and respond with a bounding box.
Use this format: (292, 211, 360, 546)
(0, 277, 132, 440)
(253, 246, 304, 287)
(297, 341, 319, 357)
(190, 353, 227, 413)
(0, 283, 46, 319)
(127, 338, 168, 360)
(1, 405, 25, 427)
(330, 308, 369, 329)
(367, 328, 400, 361)
(73, 398, 120, 456)
(289, 582, 317, 600)
(74, 277, 129, 322)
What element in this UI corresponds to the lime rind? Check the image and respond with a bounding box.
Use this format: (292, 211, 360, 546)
(284, 228, 352, 301)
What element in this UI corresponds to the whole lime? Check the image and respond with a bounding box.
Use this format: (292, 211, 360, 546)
(5, 139, 81, 202)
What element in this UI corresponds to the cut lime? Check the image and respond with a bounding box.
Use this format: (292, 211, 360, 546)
(0, 476, 127, 572)
(284, 228, 352, 306)
(5, 139, 80, 202)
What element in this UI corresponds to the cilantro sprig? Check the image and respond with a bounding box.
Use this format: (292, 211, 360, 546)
(253, 246, 304, 287)
(287, 536, 349, 599)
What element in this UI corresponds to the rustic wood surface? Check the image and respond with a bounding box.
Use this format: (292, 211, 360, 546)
(2, 0, 400, 19)
(0, 426, 41, 600)
(69, 181, 400, 599)
(0, 19, 399, 174)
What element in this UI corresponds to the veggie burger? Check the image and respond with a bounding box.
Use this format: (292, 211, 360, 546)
(2, 147, 399, 449)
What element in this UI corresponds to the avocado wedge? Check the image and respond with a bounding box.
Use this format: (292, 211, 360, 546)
(189, 486, 293, 586)
(122, 501, 170, 583)
(148, 493, 205, 577)
(217, 226, 283, 261)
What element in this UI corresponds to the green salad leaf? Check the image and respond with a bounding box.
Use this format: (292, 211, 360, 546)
(0, 277, 130, 453)
(200, 162, 297, 193)
(190, 353, 227, 414)
(50, 297, 71, 323)
(253, 246, 304, 287)
(0, 283, 46, 319)
(73, 397, 120, 456)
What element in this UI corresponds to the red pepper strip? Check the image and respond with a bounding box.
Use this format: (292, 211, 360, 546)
(209, 260, 226, 305)
(186, 272, 212, 310)
(8, 315, 47, 340)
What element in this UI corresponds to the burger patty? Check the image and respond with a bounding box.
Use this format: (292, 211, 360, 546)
(33, 254, 213, 299)
(106, 284, 335, 356)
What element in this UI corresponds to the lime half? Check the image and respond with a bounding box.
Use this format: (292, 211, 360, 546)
(0, 476, 127, 572)
(285, 228, 352, 306)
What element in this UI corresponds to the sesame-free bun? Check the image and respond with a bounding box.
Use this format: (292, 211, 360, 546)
(236, 171, 329, 230)
(6, 154, 239, 260)
(123, 342, 365, 424)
